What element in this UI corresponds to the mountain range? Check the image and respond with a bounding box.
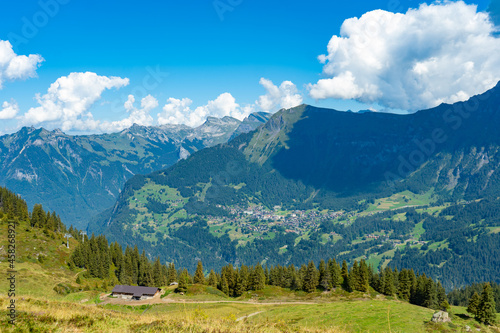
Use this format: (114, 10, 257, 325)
(89, 82, 500, 289)
(0, 112, 271, 228)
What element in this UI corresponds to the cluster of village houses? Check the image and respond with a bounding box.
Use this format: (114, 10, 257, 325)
(207, 204, 343, 235)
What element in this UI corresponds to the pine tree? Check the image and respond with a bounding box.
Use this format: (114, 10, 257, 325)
(318, 259, 329, 290)
(234, 272, 244, 297)
(176, 270, 188, 293)
(398, 270, 411, 301)
(422, 277, 437, 309)
(467, 292, 481, 317)
(167, 262, 177, 284)
(303, 261, 319, 293)
(208, 269, 217, 287)
(350, 261, 360, 291)
(251, 264, 266, 291)
(411, 274, 427, 306)
(239, 265, 250, 291)
(153, 257, 165, 286)
(31, 204, 46, 228)
(383, 267, 395, 296)
(477, 283, 497, 325)
(291, 266, 302, 291)
(358, 260, 370, 292)
(220, 272, 229, 295)
(341, 260, 351, 292)
(329, 259, 341, 289)
(194, 261, 205, 285)
(436, 281, 447, 306)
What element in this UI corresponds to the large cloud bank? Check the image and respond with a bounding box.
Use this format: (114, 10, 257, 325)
(309, 1, 500, 111)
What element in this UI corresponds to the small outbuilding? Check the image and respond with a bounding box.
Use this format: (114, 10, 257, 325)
(111, 285, 161, 300)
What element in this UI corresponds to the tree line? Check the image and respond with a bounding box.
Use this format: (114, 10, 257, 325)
(68, 229, 496, 324)
(0, 186, 66, 233)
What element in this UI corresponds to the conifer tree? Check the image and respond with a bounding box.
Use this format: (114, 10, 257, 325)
(436, 281, 447, 306)
(291, 266, 302, 291)
(234, 273, 245, 297)
(303, 261, 319, 292)
(398, 269, 411, 301)
(329, 259, 341, 289)
(411, 274, 427, 306)
(383, 267, 396, 296)
(194, 261, 205, 285)
(153, 257, 166, 286)
(176, 270, 189, 293)
(208, 269, 217, 287)
(358, 260, 370, 292)
(221, 272, 229, 295)
(319, 259, 329, 290)
(341, 260, 351, 292)
(350, 261, 360, 291)
(477, 283, 497, 325)
(422, 277, 437, 309)
(251, 264, 266, 291)
(467, 291, 481, 317)
(167, 262, 177, 284)
(240, 265, 250, 290)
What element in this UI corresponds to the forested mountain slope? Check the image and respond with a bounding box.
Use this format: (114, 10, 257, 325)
(92, 83, 500, 289)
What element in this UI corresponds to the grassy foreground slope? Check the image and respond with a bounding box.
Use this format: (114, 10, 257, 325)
(1, 293, 500, 332)
(0, 217, 83, 299)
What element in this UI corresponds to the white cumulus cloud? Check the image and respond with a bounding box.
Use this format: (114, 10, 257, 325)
(0, 100, 19, 120)
(21, 72, 129, 131)
(0, 40, 43, 89)
(308, 1, 500, 111)
(256, 78, 303, 111)
(157, 78, 302, 127)
(101, 94, 158, 132)
(158, 93, 252, 127)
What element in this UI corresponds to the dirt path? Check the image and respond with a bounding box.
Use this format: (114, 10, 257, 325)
(99, 297, 318, 307)
(236, 311, 264, 321)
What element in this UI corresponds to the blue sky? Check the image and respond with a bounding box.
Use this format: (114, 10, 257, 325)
(0, 0, 497, 134)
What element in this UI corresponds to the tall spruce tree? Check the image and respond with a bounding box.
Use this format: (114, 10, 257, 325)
(467, 292, 481, 317)
(318, 259, 329, 290)
(477, 283, 497, 325)
(220, 272, 229, 295)
(176, 270, 188, 293)
(251, 264, 266, 291)
(194, 261, 205, 285)
(398, 270, 411, 301)
(383, 267, 395, 296)
(208, 269, 217, 287)
(341, 260, 351, 291)
(422, 277, 437, 309)
(328, 259, 341, 289)
(358, 260, 370, 292)
(303, 261, 319, 293)
(167, 262, 177, 284)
